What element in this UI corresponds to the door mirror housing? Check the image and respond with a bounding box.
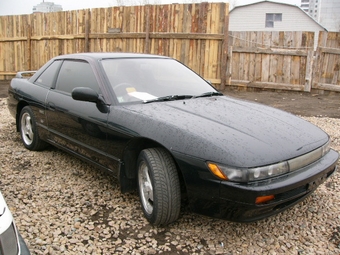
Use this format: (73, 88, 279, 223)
(72, 87, 99, 103)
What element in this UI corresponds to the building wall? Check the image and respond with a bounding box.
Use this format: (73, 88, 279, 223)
(319, 0, 340, 31)
(230, 2, 324, 32)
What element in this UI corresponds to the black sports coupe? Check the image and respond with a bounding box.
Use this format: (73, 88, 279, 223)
(7, 53, 339, 226)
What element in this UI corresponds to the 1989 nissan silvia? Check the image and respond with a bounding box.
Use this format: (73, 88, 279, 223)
(7, 53, 339, 226)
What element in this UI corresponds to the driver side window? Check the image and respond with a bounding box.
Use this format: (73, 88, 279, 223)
(56, 60, 101, 94)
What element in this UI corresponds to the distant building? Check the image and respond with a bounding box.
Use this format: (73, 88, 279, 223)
(300, 0, 310, 12)
(33, 1, 62, 13)
(301, 0, 340, 31)
(300, 0, 319, 20)
(318, 0, 340, 31)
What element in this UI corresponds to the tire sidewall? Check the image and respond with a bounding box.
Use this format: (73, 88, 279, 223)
(137, 151, 157, 223)
(19, 106, 39, 150)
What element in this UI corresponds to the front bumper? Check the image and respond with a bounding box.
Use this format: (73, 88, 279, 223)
(176, 149, 339, 222)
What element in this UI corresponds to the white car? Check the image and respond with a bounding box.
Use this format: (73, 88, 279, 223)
(0, 191, 30, 255)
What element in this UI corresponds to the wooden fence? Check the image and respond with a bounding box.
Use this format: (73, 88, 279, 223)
(227, 31, 340, 93)
(0, 3, 229, 88)
(227, 31, 314, 92)
(1, 3, 340, 93)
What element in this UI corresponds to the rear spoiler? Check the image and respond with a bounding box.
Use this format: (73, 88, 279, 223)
(15, 71, 37, 78)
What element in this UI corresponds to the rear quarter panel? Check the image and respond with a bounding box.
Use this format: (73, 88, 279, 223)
(8, 78, 50, 140)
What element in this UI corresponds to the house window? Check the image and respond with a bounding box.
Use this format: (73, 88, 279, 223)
(265, 13, 282, 28)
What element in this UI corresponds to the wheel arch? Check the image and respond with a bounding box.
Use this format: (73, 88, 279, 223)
(15, 101, 29, 132)
(119, 137, 186, 196)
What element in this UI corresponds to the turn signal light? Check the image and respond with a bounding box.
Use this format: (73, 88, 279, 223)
(207, 163, 228, 180)
(255, 195, 275, 204)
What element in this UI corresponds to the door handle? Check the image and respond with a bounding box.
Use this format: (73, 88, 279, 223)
(47, 102, 56, 110)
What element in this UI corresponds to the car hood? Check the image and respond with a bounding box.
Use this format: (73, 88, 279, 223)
(117, 96, 328, 168)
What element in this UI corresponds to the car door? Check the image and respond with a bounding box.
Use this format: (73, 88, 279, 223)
(45, 60, 116, 171)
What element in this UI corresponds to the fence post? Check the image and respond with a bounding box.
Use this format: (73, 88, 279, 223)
(27, 24, 32, 71)
(305, 49, 314, 92)
(220, 3, 229, 91)
(304, 32, 315, 92)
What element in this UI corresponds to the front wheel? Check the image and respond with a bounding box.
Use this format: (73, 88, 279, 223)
(19, 106, 47, 151)
(137, 148, 181, 226)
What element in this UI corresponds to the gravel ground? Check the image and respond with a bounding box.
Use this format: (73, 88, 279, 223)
(1, 97, 340, 255)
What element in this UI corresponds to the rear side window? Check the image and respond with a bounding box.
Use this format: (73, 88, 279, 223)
(35, 60, 62, 88)
(55, 60, 101, 94)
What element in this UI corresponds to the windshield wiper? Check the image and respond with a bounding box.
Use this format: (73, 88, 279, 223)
(143, 95, 193, 104)
(193, 91, 223, 99)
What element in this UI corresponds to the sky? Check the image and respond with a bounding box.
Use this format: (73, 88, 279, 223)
(0, 0, 301, 16)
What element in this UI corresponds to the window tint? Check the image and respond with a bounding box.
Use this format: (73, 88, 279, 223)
(56, 60, 100, 94)
(35, 60, 62, 88)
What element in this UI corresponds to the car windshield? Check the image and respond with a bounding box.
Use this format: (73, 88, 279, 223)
(101, 58, 218, 103)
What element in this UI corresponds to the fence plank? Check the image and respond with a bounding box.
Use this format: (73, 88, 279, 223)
(312, 32, 340, 91)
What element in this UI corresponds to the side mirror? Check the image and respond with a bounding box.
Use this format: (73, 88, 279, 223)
(72, 87, 99, 103)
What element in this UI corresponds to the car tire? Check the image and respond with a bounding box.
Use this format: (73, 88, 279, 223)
(137, 148, 181, 226)
(19, 106, 47, 151)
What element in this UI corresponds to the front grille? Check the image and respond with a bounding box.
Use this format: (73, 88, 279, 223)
(275, 185, 308, 201)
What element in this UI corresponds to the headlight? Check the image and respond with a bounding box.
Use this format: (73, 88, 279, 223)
(248, 161, 289, 181)
(208, 161, 289, 182)
(207, 140, 331, 182)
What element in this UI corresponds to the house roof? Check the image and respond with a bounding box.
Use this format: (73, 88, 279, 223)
(230, 0, 327, 31)
(231, 0, 299, 10)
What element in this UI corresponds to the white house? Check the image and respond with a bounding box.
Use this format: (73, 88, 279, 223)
(229, 1, 326, 33)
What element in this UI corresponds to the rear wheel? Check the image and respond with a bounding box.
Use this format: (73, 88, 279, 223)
(137, 148, 181, 226)
(19, 106, 47, 151)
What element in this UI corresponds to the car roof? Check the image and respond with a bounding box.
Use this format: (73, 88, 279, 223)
(53, 52, 171, 61)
